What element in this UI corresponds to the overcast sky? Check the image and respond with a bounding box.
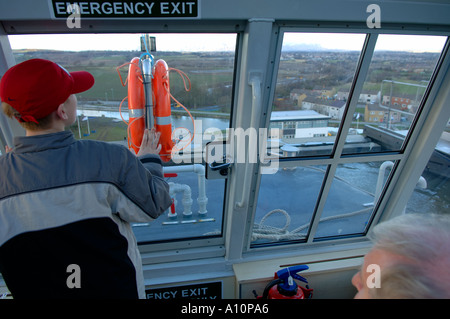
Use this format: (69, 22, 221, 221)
(8, 33, 447, 53)
(8, 33, 237, 52)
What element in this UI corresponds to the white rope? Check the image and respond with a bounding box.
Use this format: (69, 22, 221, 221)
(252, 207, 373, 242)
(202, 207, 372, 240)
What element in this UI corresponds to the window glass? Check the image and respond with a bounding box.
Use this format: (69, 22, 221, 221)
(251, 165, 327, 247)
(9, 33, 237, 245)
(133, 170, 226, 242)
(271, 32, 366, 157)
(314, 161, 395, 239)
(342, 34, 447, 155)
(254, 32, 448, 249)
(406, 123, 449, 216)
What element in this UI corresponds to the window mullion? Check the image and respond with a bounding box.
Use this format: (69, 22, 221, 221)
(332, 33, 378, 159)
(306, 163, 336, 243)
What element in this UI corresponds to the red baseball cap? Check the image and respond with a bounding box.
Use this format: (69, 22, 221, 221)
(0, 58, 94, 123)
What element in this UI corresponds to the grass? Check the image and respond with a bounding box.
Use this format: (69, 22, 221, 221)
(69, 116, 128, 142)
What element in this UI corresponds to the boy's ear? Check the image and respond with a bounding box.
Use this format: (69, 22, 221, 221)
(55, 103, 69, 120)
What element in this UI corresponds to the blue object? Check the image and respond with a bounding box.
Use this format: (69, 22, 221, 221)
(276, 265, 309, 293)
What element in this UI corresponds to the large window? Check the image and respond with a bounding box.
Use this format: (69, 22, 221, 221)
(252, 164, 326, 245)
(251, 31, 448, 248)
(342, 35, 447, 155)
(314, 161, 394, 239)
(10, 33, 237, 245)
(270, 33, 366, 156)
(6, 30, 449, 253)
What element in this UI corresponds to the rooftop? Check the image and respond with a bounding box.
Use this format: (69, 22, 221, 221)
(270, 110, 331, 121)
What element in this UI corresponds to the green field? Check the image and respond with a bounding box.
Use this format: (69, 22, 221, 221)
(13, 50, 235, 112)
(69, 116, 128, 142)
(13, 48, 440, 125)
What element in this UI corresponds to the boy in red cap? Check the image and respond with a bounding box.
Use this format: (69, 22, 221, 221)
(0, 59, 172, 299)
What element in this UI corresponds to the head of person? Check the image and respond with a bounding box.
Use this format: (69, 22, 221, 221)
(0, 58, 94, 132)
(352, 213, 450, 299)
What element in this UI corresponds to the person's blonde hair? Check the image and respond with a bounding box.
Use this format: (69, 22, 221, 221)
(368, 213, 450, 298)
(2, 101, 53, 131)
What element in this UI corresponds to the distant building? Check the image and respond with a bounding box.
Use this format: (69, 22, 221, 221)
(337, 90, 380, 104)
(364, 104, 401, 123)
(270, 110, 330, 139)
(290, 89, 308, 103)
(359, 91, 380, 104)
(325, 100, 346, 120)
(364, 104, 385, 123)
(301, 96, 346, 120)
(289, 89, 316, 107)
(381, 95, 416, 110)
(391, 96, 411, 107)
(311, 86, 335, 99)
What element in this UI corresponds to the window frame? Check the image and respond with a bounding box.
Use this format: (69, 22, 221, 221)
(1, 30, 242, 260)
(242, 25, 450, 254)
(1, 23, 449, 266)
(136, 31, 242, 256)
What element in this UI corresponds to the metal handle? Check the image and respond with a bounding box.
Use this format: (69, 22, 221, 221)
(235, 72, 262, 208)
(209, 161, 232, 171)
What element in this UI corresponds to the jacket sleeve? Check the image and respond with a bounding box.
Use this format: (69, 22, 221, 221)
(115, 148, 172, 223)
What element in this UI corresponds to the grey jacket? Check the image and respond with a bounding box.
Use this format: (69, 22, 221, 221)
(0, 130, 172, 299)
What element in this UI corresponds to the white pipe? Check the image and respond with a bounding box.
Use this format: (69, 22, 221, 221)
(401, 176, 428, 215)
(372, 161, 428, 212)
(373, 161, 394, 206)
(417, 176, 427, 189)
(164, 164, 208, 215)
(193, 164, 208, 215)
(168, 182, 193, 217)
(167, 181, 177, 218)
(164, 164, 203, 174)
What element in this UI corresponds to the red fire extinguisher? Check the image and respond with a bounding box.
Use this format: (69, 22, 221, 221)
(255, 265, 313, 299)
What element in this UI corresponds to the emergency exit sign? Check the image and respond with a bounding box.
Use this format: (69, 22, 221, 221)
(146, 281, 222, 300)
(51, 0, 199, 19)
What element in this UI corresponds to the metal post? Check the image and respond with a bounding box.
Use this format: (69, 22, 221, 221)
(141, 57, 154, 129)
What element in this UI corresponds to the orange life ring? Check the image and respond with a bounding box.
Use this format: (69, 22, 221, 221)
(127, 57, 145, 154)
(152, 59, 174, 162)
